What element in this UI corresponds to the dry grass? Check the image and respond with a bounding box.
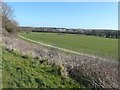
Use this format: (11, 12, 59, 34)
(2, 35, 119, 89)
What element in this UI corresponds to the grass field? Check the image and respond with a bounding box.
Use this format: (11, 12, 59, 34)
(2, 48, 85, 88)
(20, 32, 118, 59)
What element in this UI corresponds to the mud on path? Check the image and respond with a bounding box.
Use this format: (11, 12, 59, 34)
(2, 35, 119, 89)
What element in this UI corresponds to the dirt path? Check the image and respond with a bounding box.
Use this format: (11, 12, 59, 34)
(3, 35, 119, 89)
(19, 35, 112, 61)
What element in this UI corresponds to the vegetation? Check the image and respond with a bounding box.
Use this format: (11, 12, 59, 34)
(2, 2, 19, 34)
(2, 48, 86, 88)
(20, 32, 118, 59)
(2, 2, 118, 89)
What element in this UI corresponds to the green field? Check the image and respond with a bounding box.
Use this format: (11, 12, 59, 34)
(2, 48, 85, 88)
(20, 32, 118, 59)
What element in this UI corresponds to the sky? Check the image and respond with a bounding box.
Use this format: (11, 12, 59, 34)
(8, 2, 118, 30)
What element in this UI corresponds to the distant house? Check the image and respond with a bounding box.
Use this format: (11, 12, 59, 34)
(57, 28, 66, 32)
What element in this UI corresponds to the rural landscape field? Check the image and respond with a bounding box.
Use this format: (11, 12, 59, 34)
(1, 1, 119, 90)
(20, 32, 118, 59)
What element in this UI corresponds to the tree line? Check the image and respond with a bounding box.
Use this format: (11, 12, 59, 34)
(29, 28, 119, 39)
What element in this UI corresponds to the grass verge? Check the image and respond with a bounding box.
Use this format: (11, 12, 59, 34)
(2, 48, 86, 89)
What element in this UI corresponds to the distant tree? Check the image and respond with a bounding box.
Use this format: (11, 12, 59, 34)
(105, 31, 111, 38)
(91, 30, 96, 36)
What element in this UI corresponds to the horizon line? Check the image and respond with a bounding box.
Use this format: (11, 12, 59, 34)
(20, 25, 118, 30)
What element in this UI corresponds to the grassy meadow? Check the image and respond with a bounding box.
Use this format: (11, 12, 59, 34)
(20, 32, 118, 59)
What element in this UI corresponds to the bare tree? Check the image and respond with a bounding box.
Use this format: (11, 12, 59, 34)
(1, 1, 18, 33)
(2, 1, 14, 19)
